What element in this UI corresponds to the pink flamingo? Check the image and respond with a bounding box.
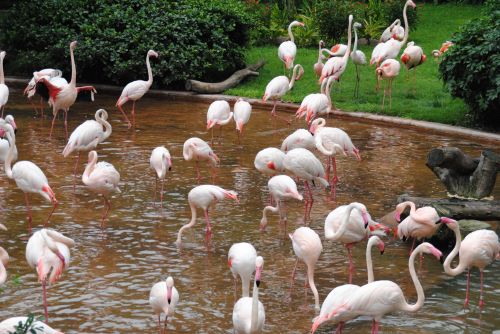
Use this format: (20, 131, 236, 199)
(329, 43, 348, 57)
(116, 50, 158, 128)
(0, 115, 18, 163)
(232, 256, 265, 334)
(278, 21, 304, 73)
(296, 76, 335, 123)
(228, 242, 257, 297)
(233, 99, 252, 142)
(376, 59, 400, 110)
(351, 22, 367, 98)
(82, 150, 121, 228)
(0, 51, 9, 118)
(314, 242, 442, 334)
(432, 41, 453, 59)
(0, 121, 57, 232)
(312, 235, 385, 333)
(254, 147, 286, 177)
(441, 217, 500, 309)
(24, 68, 63, 117)
(319, 15, 353, 84)
(62, 109, 112, 190)
(149, 276, 179, 334)
(401, 41, 426, 93)
(175, 185, 239, 246)
(289, 226, 322, 310)
(262, 64, 304, 124)
(283, 148, 329, 219)
(26, 229, 75, 322)
(313, 40, 326, 77)
(150, 146, 172, 208)
(183, 137, 219, 183)
(260, 175, 303, 232)
(0, 224, 8, 285)
(380, 19, 405, 43)
(0, 317, 64, 334)
(281, 129, 315, 152)
(207, 100, 233, 144)
(36, 41, 97, 138)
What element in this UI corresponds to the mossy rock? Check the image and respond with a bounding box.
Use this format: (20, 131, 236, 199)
(457, 219, 492, 233)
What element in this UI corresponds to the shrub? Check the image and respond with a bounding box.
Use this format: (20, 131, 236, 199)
(0, 0, 253, 89)
(314, 0, 363, 44)
(383, 0, 419, 32)
(439, 3, 499, 127)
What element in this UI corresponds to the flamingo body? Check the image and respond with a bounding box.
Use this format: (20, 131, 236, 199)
(283, 148, 328, 188)
(207, 100, 233, 130)
(254, 147, 285, 176)
(278, 21, 304, 70)
(234, 99, 252, 133)
(401, 42, 426, 70)
(228, 242, 257, 297)
(149, 276, 179, 332)
(281, 129, 315, 152)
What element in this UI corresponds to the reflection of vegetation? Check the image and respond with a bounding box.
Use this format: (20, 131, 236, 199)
(8, 314, 43, 334)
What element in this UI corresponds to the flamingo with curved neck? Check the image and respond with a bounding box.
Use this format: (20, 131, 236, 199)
(313, 40, 325, 77)
(351, 22, 367, 98)
(278, 21, 304, 73)
(0, 51, 9, 118)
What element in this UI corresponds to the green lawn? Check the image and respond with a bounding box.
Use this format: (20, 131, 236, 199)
(226, 4, 482, 125)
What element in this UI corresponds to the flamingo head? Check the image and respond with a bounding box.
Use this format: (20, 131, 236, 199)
(319, 40, 324, 48)
(377, 238, 385, 255)
(165, 156, 172, 171)
(353, 22, 362, 30)
(438, 216, 458, 229)
(420, 54, 427, 64)
(284, 55, 293, 70)
(224, 190, 239, 203)
(70, 41, 77, 50)
(255, 256, 264, 287)
(291, 20, 305, 28)
(432, 50, 441, 59)
(228, 257, 233, 268)
(407, 0, 416, 8)
(206, 119, 215, 130)
(165, 276, 174, 304)
(148, 50, 159, 58)
(420, 242, 443, 261)
(0, 51, 5, 59)
(5, 115, 17, 133)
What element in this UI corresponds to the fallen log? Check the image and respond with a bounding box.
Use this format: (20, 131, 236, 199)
(397, 194, 500, 221)
(185, 60, 266, 94)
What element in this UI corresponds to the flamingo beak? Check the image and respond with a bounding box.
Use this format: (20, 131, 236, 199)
(255, 265, 262, 287)
(362, 212, 370, 228)
(429, 246, 443, 261)
(394, 212, 401, 222)
(167, 286, 172, 304)
(378, 242, 385, 255)
(167, 157, 172, 171)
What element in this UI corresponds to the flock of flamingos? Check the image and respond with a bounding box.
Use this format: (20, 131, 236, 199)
(0, 1, 498, 333)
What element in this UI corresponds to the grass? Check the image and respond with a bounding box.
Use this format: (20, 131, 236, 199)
(226, 4, 482, 126)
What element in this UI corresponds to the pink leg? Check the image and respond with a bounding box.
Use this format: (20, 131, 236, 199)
(101, 197, 111, 228)
(160, 179, 165, 209)
(157, 314, 162, 334)
(163, 316, 168, 333)
(204, 209, 212, 239)
(410, 238, 416, 255)
(464, 268, 470, 309)
(24, 193, 32, 234)
(40, 97, 45, 118)
(331, 157, 338, 200)
(49, 110, 58, 138)
(271, 100, 291, 125)
(72, 152, 80, 192)
(479, 269, 485, 309)
(42, 279, 49, 322)
(64, 109, 69, 140)
(132, 101, 136, 126)
(371, 319, 379, 334)
(290, 258, 300, 291)
(346, 244, 354, 284)
(45, 200, 58, 227)
(325, 156, 331, 181)
(195, 161, 201, 184)
(153, 177, 158, 206)
(117, 104, 132, 128)
(304, 181, 314, 221)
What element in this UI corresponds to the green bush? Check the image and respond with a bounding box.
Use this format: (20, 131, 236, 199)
(439, 2, 499, 127)
(1, 0, 253, 89)
(314, 0, 363, 43)
(383, 0, 419, 32)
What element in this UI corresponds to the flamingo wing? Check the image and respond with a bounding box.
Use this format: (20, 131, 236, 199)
(118, 80, 150, 104)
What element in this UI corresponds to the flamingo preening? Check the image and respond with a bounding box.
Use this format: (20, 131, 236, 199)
(182, 137, 219, 183)
(278, 21, 304, 74)
(206, 100, 233, 145)
(296, 76, 335, 124)
(149, 276, 179, 334)
(150, 146, 172, 208)
(0, 115, 18, 163)
(380, 19, 405, 43)
(281, 129, 315, 152)
(254, 147, 286, 177)
(26, 229, 75, 322)
(24, 68, 63, 117)
(228, 242, 257, 298)
(116, 50, 158, 128)
(440, 217, 500, 309)
(0, 51, 9, 118)
(175, 185, 239, 246)
(0, 120, 57, 233)
(35, 41, 97, 138)
(351, 22, 367, 98)
(376, 59, 400, 111)
(401, 41, 426, 94)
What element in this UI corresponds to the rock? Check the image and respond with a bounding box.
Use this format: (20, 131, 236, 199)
(457, 219, 492, 234)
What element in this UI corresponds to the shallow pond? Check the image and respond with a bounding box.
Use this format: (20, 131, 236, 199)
(0, 90, 499, 333)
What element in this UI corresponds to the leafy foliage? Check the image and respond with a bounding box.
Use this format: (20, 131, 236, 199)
(439, 3, 499, 127)
(0, 0, 253, 88)
(8, 314, 43, 334)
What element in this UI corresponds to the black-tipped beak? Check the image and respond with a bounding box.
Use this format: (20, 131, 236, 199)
(14, 129, 17, 134)
(309, 131, 314, 136)
(439, 256, 444, 264)
(435, 220, 441, 225)
(168, 298, 171, 304)
(364, 222, 368, 229)
(380, 250, 384, 255)
(256, 280, 260, 288)
(168, 166, 172, 171)
(402, 236, 407, 242)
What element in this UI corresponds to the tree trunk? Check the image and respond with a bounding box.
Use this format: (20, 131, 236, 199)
(426, 147, 499, 199)
(185, 60, 266, 94)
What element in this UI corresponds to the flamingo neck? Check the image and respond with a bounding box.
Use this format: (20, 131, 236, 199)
(82, 153, 98, 184)
(261, 203, 279, 230)
(353, 26, 359, 53)
(342, 18, 353, 62)
(443, 226, 467, 276)
(250, 280, 260, 332)
(288, 65, 300, 90)
(401, 2, 410, 46)
(241, 274, 251, 298)
(325, 77, 334, 106)
(98, 112, 112, 141)
(307, 262, 320, 310)
(69, 46, 76, 87)
(146, 54, 153, 86)
(401, 246, 425, 312)
(326, 204, 356, 240)
(317, 42, 323, 62)
(366, 238, 377, 283)
(288, 23, 295, 43)
(0, 56, 4, 84)
(4, 127, 15, 179)
(176, 202, 198, 245)
(160, 153, 167, 179)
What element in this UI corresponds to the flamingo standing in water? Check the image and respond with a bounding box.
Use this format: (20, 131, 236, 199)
(116, 50, 158, 128)
(254, 147, 286, 177)
(281, 129, 315, 152)
(262, 64, 304, 124)
(0, 121, 57, 232)
(232, 256, 265, 334)
(283, 148, 329, 219)
(182, 137, 219, 183)
(233, 98, 252, 143)
(175, 185, 239, 246)
(82, 150, 121, 228)
(149, 276, 179, 334)
(295, 76, 335, 123)
(376, 59, 400, 111)
(320, 242, 442, 334)
(313, 40, 325, 77)
(24, 68, 63, 117)
(289, 226, 322, 310)
(260, 175, 303, 232)
(206, 100, 233, 145)
(0, 115, 18, 163)
(440, 217, 500, 309)
(351, 22, 367, 98)
(228, 242, 257, 297)
(401, 41, 426, 94)
(0, 317, 64, 334)
(26, 229, 75, 322)
(62, 109, 112, 190)
(0, 51, 9, 118)
(150, 146, 172, 208)
(278, 21, 304, 74)
(312, 235, 385, 333)
(35, 41, 97, 138)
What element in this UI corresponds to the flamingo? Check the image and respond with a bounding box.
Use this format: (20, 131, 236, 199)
(278, 21, 304, 73)
(283, 148, 329, 219)
(26, 229, 75, 322)
(116, 50, 158, 128)
(319, 15, 353, 84)
(262, 64, 304, 124)
(440, 217, 500, 309)
(175, 185, 239, 246)
(0, 51, 9, 118)
(182, 137, 219, 183)
(0, 317, 64, 334)
(150, 146, 172, 208)
(380, 19, 404, 43)
(289, 226, 322, 310)
(281, 129, 315, 152)
(254, 147, 286, 177)
(149, 276, 179, 334)
(233, 98, 252, 143)
(296, 76, 336, 124)
(206, 100, 233, 144)
(24, 68, 63, 117)
(321, 242, 442, 334)
(329, 44, 348, 57)
(228, 242, 257, 297)
(312, 235, 385, 333)
(260, 175, 303, 232)
(432, 41, 453, 60)
(0, 115, 18, 163)
(232, 256, 265, 334)
(351, 22, 367, 98)
(376, 59, 400, 111)
(0, 121, 57, 232)
(313, 40, 326, 77)
(82, 150, 121, 228)
(35, 41, 97, 138)
(401, 41, 426, 94)
(0, 224, 8, 285)
(62, 109, 112, 190)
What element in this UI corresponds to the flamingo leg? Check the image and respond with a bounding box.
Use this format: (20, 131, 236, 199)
(204, 209, 212, 239)
(464, 268, 470, 309)
(290, 258, 300, 289)
(371, 319, 379, 334)
(331, 157, 338, 200)
(63, 108, 69, 140)
(389, 79, 394, 111)
(325, 156, 331, 181)
(42, 278, 49, 322)
(271, 100, 291, 125)
(195, 161, 201, 184)
(153, 176, 158, 206)
(40, 97, 45, 118)
(306, 181, 314, 220)
(24, 193, 32, 233)
(131, 101, 136, 126)
(163, 315, 168, 333)
(237, 129, 241, 145)
(101, 197, 111, 228)
(72, 152, 80, 192)
(117, 103, 132, 128)
(354, 65, 360, 98)
(49, 110, 58, 138)
(157, 314, 162, 334)
(479, 269, 485, 309)
(160, 179, 165, 209)
(410, 238, 416, 255)
(346, 244, 355, 284)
